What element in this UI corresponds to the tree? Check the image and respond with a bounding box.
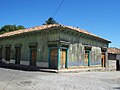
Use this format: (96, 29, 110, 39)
(0, 25, 25, 34)
(43, 17, 58, 25)
(16, 25, 25, 30)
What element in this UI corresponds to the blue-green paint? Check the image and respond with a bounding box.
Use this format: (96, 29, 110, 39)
(57, 47, 60, 69)
(65, 48, 68, 68)
(48, 46, 68, 69)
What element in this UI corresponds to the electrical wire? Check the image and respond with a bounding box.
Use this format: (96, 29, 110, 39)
(52, 0, 65, 18)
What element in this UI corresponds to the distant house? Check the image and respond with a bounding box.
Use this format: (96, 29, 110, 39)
(0, 24, 111, 69)
(108, 48, 120, 71)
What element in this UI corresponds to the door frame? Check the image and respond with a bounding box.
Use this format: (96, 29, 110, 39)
(116, 60, 120, 71)
(60, 48, 68, 69)
(85, 50, 90, 66)
(101, 52, 106, 67)
(29, 45, 37, 66)
(0, 48, 2, 62)
(15, 46, 21, 64)
(49, 47, 58, 69)
(48, 47, 68, 69)
(5, 46, 11, 61)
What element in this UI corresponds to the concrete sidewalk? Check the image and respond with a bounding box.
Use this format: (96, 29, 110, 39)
(40, 67, 108, 73)
(0, 62, 112, 73)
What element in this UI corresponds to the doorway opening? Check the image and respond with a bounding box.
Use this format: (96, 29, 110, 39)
(5, 46, 11, 61)
(49, 47, 68, 69)
(116, 60, 120, 71)
(84, 46, 91, 66)
(29, 45, 37, 66)
(60, 49, 67, 69)
(85, 50, 90, 66)
(0, 48, 2, 62)
(49, 48, 58, 69)
(101, 52, 106, 67)
(15, 46, 21, 64)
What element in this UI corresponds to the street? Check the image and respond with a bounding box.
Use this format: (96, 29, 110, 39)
(0, 68, 120, 90)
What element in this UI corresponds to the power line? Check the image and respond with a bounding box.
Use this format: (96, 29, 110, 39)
(52, 0, 65, 18)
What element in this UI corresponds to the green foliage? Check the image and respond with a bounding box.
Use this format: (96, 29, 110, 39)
(0, 25, 25, 34)
(16, 25, 25, 30)
(43, 17, 58, 25)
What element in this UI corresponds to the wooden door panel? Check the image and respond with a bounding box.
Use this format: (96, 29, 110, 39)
(50, 49, 58, 69)
(32, 50, 36, 60)
(30, 49, 37, 66)
(60, 49, 66, 68)
(101, 53, 106, 67)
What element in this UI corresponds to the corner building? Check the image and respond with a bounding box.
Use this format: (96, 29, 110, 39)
(0, 24, 111, 69)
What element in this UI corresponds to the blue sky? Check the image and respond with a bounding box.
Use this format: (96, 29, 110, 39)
(0, 0, 120, 48)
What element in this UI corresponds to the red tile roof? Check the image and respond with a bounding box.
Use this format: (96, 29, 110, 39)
(0, 24, 111, 43)
(108, 48, 120, 54)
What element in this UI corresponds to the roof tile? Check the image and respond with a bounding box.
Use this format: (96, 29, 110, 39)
(0, 24, 111, 42)
(108, 48, 120, 54)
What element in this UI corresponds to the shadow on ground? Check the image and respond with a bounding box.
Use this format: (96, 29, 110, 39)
(113, 87, 120, 89)
(0, 62, 56, 73)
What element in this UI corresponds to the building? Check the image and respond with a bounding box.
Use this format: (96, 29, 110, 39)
(0, 24, 111, 69)
(108, 48, 120, 71)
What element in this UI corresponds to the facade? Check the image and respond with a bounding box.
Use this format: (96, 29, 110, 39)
(108, 48, 120, 71)
(0, 24, 111, 69)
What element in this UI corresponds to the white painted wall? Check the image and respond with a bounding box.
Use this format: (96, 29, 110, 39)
(108, 60, 116, 70)
(36, 62, 48, 68)
(20, 61, 29, 65)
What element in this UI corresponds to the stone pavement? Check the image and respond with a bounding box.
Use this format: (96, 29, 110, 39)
(0, 68, 120, 90)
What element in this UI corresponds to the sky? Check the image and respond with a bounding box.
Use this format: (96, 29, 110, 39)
(0, 0, 120, 48)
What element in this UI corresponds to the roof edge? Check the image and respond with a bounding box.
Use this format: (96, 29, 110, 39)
(0, 24, 111, 43)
